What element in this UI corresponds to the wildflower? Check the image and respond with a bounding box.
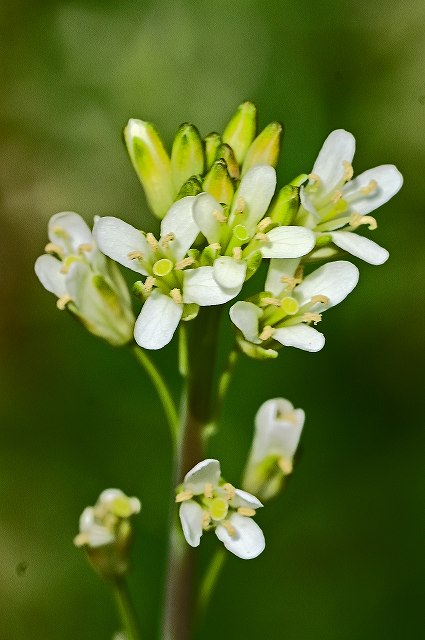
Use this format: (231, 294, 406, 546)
(176, 459, 265, 559)
(243, 398, 305, 501)
(297, 129, 403, 264)
(34, 212, 135, 346)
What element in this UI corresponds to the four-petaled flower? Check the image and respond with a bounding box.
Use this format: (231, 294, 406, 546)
(176, 459, 265, 559)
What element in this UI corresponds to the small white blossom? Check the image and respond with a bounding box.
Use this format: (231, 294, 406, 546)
(176, 459, 265, 560)
(297, 129, 403, 264)
(35, 212, 135, 346)
(243, 398, 305, 501)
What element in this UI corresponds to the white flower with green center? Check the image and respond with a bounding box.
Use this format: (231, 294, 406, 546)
(176, 459, 265, 559)
(192, 165, 316, 292)
(94, 197, 244, 350)
(243, 398, 305, 501)
(230, 258, 359, 355)
(297, 129, 403, 265)
(34, 212, 135, 346)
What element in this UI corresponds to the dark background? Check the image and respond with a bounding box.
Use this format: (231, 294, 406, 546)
(1, 1, 424, 638)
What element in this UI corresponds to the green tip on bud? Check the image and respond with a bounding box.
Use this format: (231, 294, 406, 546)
(269, 185, 300, 225)
(242, 121, 284, 176)
(204, 132, 222, 170)
(171, 123, 205, 192)
(177, 175, 203, 199)
(124, 119, 175, 219)
(223, 101, 257, 165)
(216, 143, 240, 180)
(203, 159, 234, 206)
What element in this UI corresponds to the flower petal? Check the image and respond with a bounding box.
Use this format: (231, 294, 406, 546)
(213, 256, 247, 289)
(295, 260, 359, 310)
(48, 212, 93, 255)
(94, 217, 151, 274)
(331, 231, 389, 265)
(192, 192, 223, 245)
(183, 266, 242, 306)
(160, 196, 199, 260)
(231, 489, 263, 510)
(134, 290, 182, 350)
(179, 501, 204, 548)
(342, 164, 403, 215)
(184, 459, 221, 494)
(34, 254, 67, 297)
(273, 324, 325, 352)
(253, 398, 305, 461)
(261, 226, 315, 259)
(230, 165, 276, 233)
(264, 258, 301, 297)
(229, 301, 262, 344)
(215, 513, 265, 559)
(311, 129, 356, 195)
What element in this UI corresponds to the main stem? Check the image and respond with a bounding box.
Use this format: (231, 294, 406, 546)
(162, 308, 221, 640)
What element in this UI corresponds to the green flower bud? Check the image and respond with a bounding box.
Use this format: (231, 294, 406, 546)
(177, 175, 203, 199)
(242, 122, 284, 176)
(216, 143, 240, 180)
(269, 185, 300, 225)
(203, 159, 234, 206)
(223, 101, 257, 165)
(171, 123, 205, 192)
(124, 119, 175, 219)
(204, 132, 222, 170)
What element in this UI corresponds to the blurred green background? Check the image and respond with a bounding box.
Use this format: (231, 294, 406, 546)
(1, 0, 424, 638)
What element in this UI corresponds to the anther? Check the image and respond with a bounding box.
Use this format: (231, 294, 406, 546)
(56, 294, 72, 310)
(254, 232, 269, 242)
(349, 213, 378, 230)
(175, 491, 193, 503)
(257, 217, 272, 232)
(220, 520, 236, 536)
(303, 312, 322, 325)
(261, 297, 281, 307)
(204, 483, 214, 499)
(259, 325, 275, 341)
(161, 232, 175, 248)
(44, 242, 64, 257)
(143, 276, 156, 293)
(146, 233, 159, 250)
(174, 257, 195, 270)
(310, 294, 330, 305)
(213, 209, 227, 223)
(235, 196, 246, 213)
(278, 457, 293, 475)
(308, 173, 321, 185)
(237, 507, 256, 517)
(170, 288, 183, 304)
(232, 247, 242, 261)
(331, 190, 342, 204)
(280, 275, 302, 291)
(202, 512, 211, 529)
(128, 251, 144, 261)
(223, 483, 236, 500)
(208, 243, 221, 252)
(342, 160, 353, 182)
(360, 179, 378, 195)
(78, 243, 93, 254)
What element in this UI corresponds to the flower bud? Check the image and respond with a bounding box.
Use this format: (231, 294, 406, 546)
(269, 184, 300, 225)
(242, 122, 283, 176)
(177, 175, 203, 199)
(216, 143, 240, 179)
(74, 489, 141, 580)
(204, 132, 222, 169)
(222, 101, 257, 165)
(203, 159, 234, 206)
(171, 123, 204, 191)
(124, 119, 175, 219)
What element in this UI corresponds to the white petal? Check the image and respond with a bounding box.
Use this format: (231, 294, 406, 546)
(295, 260, 359, 310)
(273, 324, 325, 352)
(93, 217, 151, 274)
(87, 525, 115, 547)
(34, 254, 67, 297)
(265, 258, 301, 297)
(184, 459, 221, 494)
(299, 188, 319, 218)
(160, 196, 199, 261)
(331, 231, 389, 265)
(342, 165, 403, 215)
(134, 290, 182, 350)
(48, 212, 93, 255)
(192, 192, 223, 245)
(231, 489, 263, 510)
(98, 488, 125, 505)
(229, 301, 262, 344)
(179, 501, 204, 548)
(213, 256, 247, 289)
(311, 129, 356, 195)
(253, 398, 305, 462)
(215, 513, 265, 559)
(261, 226, 315, 259)
(79, 507, 95, 532)
(230, 165, 276, 233)
(183, 266, 242, 306)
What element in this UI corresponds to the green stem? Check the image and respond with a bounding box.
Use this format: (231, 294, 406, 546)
(212, 347, 238, 434)
(197, 548, 227, 624)
(131, 344, 179, 443)
(113, 577, 142, 640)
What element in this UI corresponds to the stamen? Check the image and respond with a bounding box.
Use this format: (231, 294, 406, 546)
(261, 297, 281, 307)
(349, 213, 378, 230)
(220, 520, 236, 536)
(223, 483, 236, 500)
(146, 232, 159, 250)
(235, 196, 246, 213)
(278, 457, 293, 475)
(308, 172, 321, 185)
(175, 491, 193, 503)
(78, 243, 93, 254)
(331, 190, 342, 204)
(342, 160, 353, 182)
(310, 294, 330, 305)
(128, 250, 144, 261)
(254, 232, 269, 242)
(44, 242, 64, 257)
(143, 276, 156, 293)
(202, 512, 211, 529)
(174, 257, 195, 270)
(232, 247, 242, 261)
(170, 288, 183, 304)
(161, 232, 175, 248)
(259, 325, 275, 341)
(237, 507, 256, 517)
(257, 217, 272, 232)
(213, 209, 227, 223)
(56, 294, 72, 310)
(208, 243, 221, 252)
(280, 275, 302, 291)
(204, 483, 214, 499)
(303, 312, 322, 325)
(360, 179, 378, 195)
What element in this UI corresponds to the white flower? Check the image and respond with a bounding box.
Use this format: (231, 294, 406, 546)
(243, 398, 305, 501)
(298, 129, 403, 265)
(176, 459, 265, 560)
(230, 258, 359, 354)
(35, 212, 135, 346)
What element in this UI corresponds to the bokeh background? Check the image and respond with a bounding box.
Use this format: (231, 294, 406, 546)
(1, 0, 424, 638)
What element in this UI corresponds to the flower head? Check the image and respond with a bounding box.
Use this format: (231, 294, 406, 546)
(176, 459, 265, 559)
(35, 212, 135, 346)
(243, 398, 305, 501)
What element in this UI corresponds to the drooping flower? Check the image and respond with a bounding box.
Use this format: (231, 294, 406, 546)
(297, 129, 403, 264)
(176, 459, 265, 559)
(243, 398, 305, 501)
(34, 212, 135, 346)
(230, 258, 359, 356)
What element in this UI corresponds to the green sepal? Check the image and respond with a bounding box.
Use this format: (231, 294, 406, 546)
(245, 250, 263, 280)
(242, 121, 284, 175)
(203, 159, 234, 206)
(182, 303, 200, 322)
(200, 244, 221, 266)
(315, 234, 332, 247)
(171, 123, 205, 192)
(222, 101, 257, 165)
(236, 335, 278, 360)
(269, 185, 300, 225)
(177, 175, 203, 199)
(204, 132, 222, 170)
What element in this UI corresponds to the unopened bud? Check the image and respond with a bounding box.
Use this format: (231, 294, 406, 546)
(216, 143, 240, 179)
(269, 185, 300, 225)
(204, 132, 222, 170)
(124, 119, 174, 219)
(177, 175, 203, 199)
(203, 159, 234, 206)
(223, 101, 257, 165)
(171, 123, 205, 191)
(242, 122, 284, 176)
